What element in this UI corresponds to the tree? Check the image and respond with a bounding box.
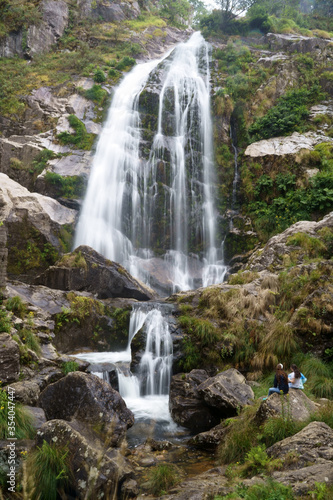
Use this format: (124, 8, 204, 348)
(313, 0, 333, 17)
(215, 0, 259, 26)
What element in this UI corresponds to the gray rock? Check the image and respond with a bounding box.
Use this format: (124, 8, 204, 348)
(247, 211, 333, 272)
(35, 245, 156, 301)
(267, 421, 333, 494)
(264, 32, 332, 54)
(39, 371, 134, 446)
(36, 419, 133, 499)
(25, 406, 47, 430)
(169, 370, 221, 433)
(244, 131, 333, 158)
(197, 368, 255, 414)
(188, 422, 228, 449)
(5, 380, 40, 406)
(0, 333, 20, 383)
(256, 390, 317, 424)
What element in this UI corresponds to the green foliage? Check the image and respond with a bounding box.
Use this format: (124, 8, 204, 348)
(57, 115, 96, 150)
(31, 149, 56, 176)
(5, 296, 27, 318)
(246, 143, 333, 240)
(55, 293, 105, 331)
(179, 337, 201, 371)
(93, 68, 106, 83)
(178, 315, 219, 346)
(286, 232, 327, 257)
(218, 406, 259, 464)
(84, 84, 108, 105)
(215, 478, 294, 499)
(0, 0, 42, 38)
(261, 409, 304, 448)
(0, 309, 12, 333)
(27, 440, 70, 500)
(147, 464, 180, 495)
(243, 445, 282, 476)
(249, 85, 324, 141)
(108, 68, 119, 78)
(228, 271, 259, 285)
(44, 172, 85, 199)
(19, 327, 41, 356)
(61, 361, 79, 375)
(0, 388, 35, 439)
(159, 0, 191, 26)
(115, 56, 136, 71)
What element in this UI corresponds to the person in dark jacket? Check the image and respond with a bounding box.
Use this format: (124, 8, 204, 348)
(266, 363, 289, 397)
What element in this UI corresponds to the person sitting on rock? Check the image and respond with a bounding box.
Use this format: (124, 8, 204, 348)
(288, 363, 307, 389)
(265, 363, 289, 399)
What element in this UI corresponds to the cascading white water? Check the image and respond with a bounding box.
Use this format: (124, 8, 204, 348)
(73, 306, 176, 439)
(74, 32, 227, 294)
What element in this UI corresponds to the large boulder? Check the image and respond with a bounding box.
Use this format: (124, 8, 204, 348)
(244, 131, 333, 159)
(169, 370, 221, 433)
(39, 372, 134, 445)
(0, 173, 76, 278)
(35, 419, 134, 499)
(255, 390, 318, 424)
(268, 421, 333, 495)
(0, 333, 20, 383)
(197, 368, 255, 415)
(247, 211, 333, 272)
(35, 245, 156, 301)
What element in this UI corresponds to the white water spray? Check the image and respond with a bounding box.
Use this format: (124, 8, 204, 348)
(75, 32, 226, 293)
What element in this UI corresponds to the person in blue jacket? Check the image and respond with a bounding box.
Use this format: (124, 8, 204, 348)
(265, 363, 289, 398)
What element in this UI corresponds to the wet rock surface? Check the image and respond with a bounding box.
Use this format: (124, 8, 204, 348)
(0, 333, 20, 383)
(39, 371, 134, 446)
(35, 245, 157, 301)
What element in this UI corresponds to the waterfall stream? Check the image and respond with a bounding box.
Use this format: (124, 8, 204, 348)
(73, 305, 180, 443)
(74, 32, 227, 294)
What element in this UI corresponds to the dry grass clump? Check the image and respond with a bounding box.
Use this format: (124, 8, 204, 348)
(252, 321, 298, 370)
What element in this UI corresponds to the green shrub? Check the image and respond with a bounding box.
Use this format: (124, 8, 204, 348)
(115, 56, 136, 71)
(93, 68, 106, 83)
(108, 68, 119, 78)
(84, 84, 108, 105)
(5, 296, 27, 318)
(249, 85, 324, 141)
(61, 361, 79, 375)
(215, 478, 294, 499)
(26, 440, 70, 500)
(44, 172, 85, 199)
(57, 115, 95, 150)
(0, 309, 11, 333)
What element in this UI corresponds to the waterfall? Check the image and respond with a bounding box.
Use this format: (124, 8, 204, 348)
(74, 31, 226, 294)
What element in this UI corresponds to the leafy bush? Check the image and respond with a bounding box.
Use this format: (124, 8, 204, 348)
(93, 68, 106, 83)
(84, 84, 108, 105)
(57, 115, 95, 150)
(61, 361, 79, 375)
(249, 85, 324, 141)
(44, 172, 85, 199)
(0, 309, 12, 333)
(115, 56, 136, 71)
